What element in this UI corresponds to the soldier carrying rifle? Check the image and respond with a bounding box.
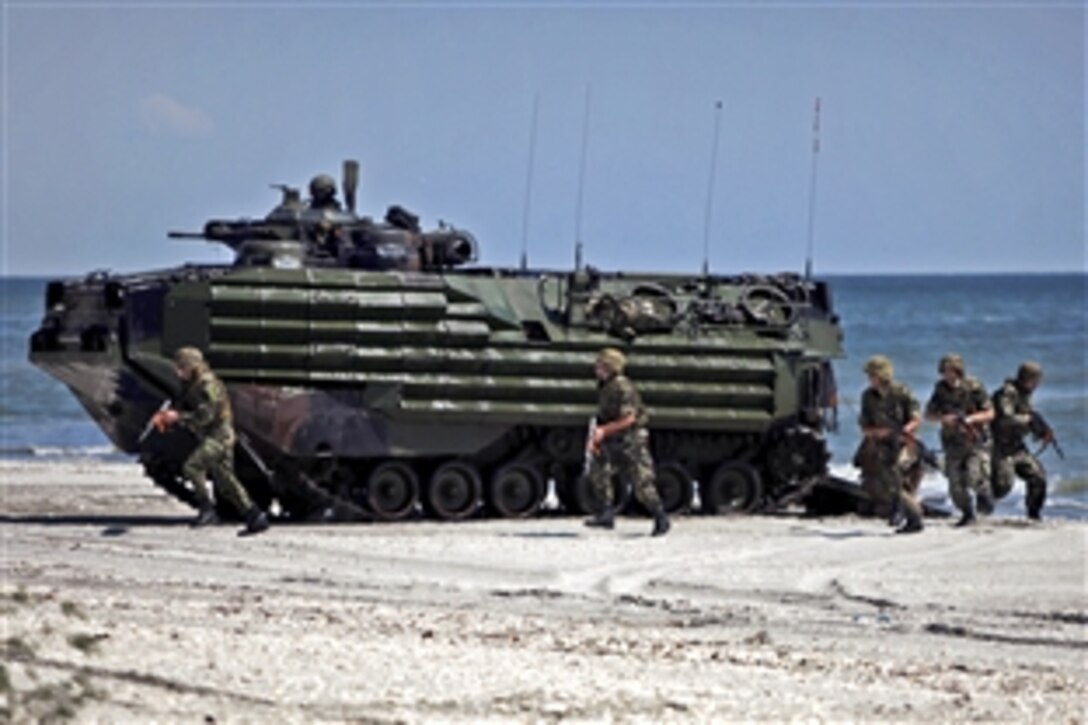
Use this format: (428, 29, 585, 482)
(991, 361, 1058, 521)
(583, 348, 671, 537)
(150, 347, 271, 536)
(924, 353, 995, 527)
(855, 355, 926, 534)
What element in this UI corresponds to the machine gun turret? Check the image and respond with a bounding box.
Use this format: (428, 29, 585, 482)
(168, 159, 476, 272)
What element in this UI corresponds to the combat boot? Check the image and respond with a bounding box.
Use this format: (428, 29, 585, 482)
(239, 507, 270, 536)
(954, 502, 976, 528)
(651, 506, 671, 537)
(976, 492, 995, 516)
(584, 506, 616, 530)
(1026, 489, 1045, 522)
(895, 511, 924, 535)
(191, 505, 219, 528)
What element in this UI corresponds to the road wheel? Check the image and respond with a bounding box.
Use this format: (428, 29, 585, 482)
(556, 466, 591, 515)
(560, 470, 629, 516)
(655, 461, 695, 514)
(702, 461, 763, 514)
(488, 463, 545, 519)
(366, 461, 419, 521)
(424, 461, 482, 521)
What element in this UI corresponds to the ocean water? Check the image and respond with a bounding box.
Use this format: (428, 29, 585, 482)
(3, 274, 1086, 517)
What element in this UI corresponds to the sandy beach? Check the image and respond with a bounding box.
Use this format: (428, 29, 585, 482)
(1, 458, 1085, 723)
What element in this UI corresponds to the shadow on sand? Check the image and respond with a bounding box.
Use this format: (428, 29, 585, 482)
(498, 530, 582, 539)
(0, 513, 192, 537)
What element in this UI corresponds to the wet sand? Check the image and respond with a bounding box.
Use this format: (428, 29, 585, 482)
(2, 458, 1086, 722)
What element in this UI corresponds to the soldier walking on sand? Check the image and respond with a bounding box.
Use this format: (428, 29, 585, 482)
(924, 354, 995, 526)
(991, 361, 1050, 521)
(152, 347, 270, 536)
(855, 355, 925, 534)
(584, 348, 670, 537)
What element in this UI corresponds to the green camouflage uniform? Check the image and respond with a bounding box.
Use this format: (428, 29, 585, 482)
(856, 381, 922, 521)
(991, 379, 1047, 515)
(589, 373, 662, 511)
(925, 376, 992, 514)
(178, 370, 255, 516)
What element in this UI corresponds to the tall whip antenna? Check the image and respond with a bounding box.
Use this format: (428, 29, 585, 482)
(702, 100, 724, 277)
(519, 93, 540, 271)
(574, 84, 592, 271)
(804, 96, 822, 280)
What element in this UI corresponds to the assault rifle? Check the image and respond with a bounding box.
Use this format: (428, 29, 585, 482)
(581, 416, 634, 511)
(954, 411, 970, 432)
(582, 416, 597, 478)
(895, 427, 941, 470)
(1029, 411, 1065, 460)
(138, 400, 172, 443)
(952, 411, 989, 445)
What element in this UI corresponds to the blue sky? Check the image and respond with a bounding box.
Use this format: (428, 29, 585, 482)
(3, 2, 1084, 276)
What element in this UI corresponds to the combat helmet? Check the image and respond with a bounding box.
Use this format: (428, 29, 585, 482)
(864, 355, 893, 383)
(939, 353, 965, 377)
(1017, 361, 1043, 385)
(174, 346, 208, 374)
(309, 174, 337, 202)
(596, 347, 626, 375)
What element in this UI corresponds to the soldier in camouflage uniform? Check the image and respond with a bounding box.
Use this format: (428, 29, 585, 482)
(153, 347, 270, 536)
(584, 348, 670, 537)
(308, 174, 342, 211)
(924, 354, 995, 526)
(991, 362, 1050, 520)
(855, 355, 925, 534)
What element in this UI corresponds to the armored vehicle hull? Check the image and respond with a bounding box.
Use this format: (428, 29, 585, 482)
(29, 162, 850, 522)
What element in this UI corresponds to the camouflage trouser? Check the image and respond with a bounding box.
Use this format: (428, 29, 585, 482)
(589, 429, 662, 511)
(857, 439, 921, 522)
(992, 449, 1047, 514)
(182, 436, 254, 516)
(944, 446, 992, 514)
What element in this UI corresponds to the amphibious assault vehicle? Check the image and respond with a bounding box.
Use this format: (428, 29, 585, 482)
(29, 161, 849, 522)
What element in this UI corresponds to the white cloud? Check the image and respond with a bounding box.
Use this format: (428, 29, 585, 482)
(138, 93, 213, 136)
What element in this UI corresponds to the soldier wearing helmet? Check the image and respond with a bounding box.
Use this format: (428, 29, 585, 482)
(584, 348, 670, 537)
(855, 355, 925, 534)
(990, 361, 1049, 520)
(151, 346, 270, 535)
(308, 174, 342, 211)
(924, 353, 995, 526)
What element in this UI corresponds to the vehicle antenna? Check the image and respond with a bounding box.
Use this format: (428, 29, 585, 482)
(520, 93, 540, 272)
(574, 84, 592, 271)
(804, 97, 822, 280)
(702, 100, 724, 278)
(343, 159, 359, 214)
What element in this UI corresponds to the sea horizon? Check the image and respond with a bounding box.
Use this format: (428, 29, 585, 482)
(3, 270, 1086, 281)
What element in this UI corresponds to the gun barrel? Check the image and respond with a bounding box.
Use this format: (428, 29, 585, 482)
(138, 400, 172, 443)
(582, 416, 597, 478)
(167, 231, 208, 239)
